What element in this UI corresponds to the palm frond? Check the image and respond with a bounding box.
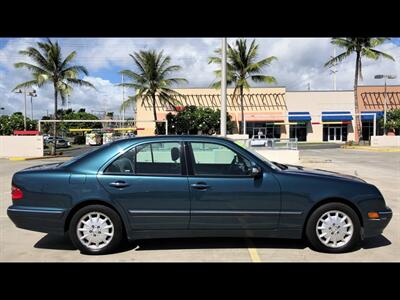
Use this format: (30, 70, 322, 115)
(66, 78, 96, 90)
(250, 75, 277, 84)
(12, 80, 38, 91)
(120, 95, 138, 112)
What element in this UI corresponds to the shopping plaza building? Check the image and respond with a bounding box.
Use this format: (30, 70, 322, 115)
(136, 85, 400, 142)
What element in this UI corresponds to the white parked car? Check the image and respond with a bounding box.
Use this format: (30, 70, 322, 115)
(250, 134, 269, 147)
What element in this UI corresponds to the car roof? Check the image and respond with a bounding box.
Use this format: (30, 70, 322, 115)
(120, 135, 234, 143)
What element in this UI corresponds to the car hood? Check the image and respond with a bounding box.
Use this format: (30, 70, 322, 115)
(277, 163, 366, 183)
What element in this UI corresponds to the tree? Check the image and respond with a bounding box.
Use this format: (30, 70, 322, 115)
(380, 108, 400, 135)
(119, 50, 188, 134)
(209, 39, 277, 134)
(13, 38, 95, 154)
(324, 38, 395, 142)
(0, 112, 37, 135)
(40, 109, 101, 135)
(165, 105, 234, 135)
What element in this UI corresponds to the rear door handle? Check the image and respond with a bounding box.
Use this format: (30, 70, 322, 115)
(190, 183, 210, 190)
(109, 181, 129, 188)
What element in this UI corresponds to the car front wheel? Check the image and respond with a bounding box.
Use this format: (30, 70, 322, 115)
(306, 202, 361, 253)
(69, 205, 124, 255)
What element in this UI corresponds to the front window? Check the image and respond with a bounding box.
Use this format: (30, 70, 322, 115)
(190, 142, 252, 176)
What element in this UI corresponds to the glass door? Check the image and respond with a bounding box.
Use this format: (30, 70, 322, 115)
(328, 126, 342, 141)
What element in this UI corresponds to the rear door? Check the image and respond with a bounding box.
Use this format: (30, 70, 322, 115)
(97, 141, 190, 230)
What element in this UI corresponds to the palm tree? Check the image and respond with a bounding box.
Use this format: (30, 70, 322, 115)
(324, 38, 395, 142)
(209, 39, 277, 134)
(119, 50, 188, 134)
(13, 38, 95, 155)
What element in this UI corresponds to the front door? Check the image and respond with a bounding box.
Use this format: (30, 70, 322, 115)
(97, 141, 190, 230)
(187, 141, 281, 230)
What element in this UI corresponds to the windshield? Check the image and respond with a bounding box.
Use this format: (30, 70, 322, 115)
(245, 147, 283, 171)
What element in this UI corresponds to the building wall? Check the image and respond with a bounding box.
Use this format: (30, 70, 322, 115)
(136, 87, 287, 136)
(357, 85, 400, 112)
(286, 90, 355, 142)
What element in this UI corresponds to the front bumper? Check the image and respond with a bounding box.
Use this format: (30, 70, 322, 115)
(363, 207, 393, 239)
(7, 205, 66, 234)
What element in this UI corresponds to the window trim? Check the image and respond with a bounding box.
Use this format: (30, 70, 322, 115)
(187, 141, 257, 178)
(100, 140, 187, 177)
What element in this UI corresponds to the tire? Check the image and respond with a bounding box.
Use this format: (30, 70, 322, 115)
(305, 202, 361, 253)
(69, 205, 124, 255)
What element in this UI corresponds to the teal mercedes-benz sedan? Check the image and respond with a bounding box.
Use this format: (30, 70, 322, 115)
(7, 136, 392, 255)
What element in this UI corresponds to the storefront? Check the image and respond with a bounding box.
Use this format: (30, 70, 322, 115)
(361, 111, 384, 141)
(288, 112, 311, 141)
(321, 111, 353, 142)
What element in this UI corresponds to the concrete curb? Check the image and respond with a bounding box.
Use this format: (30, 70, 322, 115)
(341, 146, 400, 152)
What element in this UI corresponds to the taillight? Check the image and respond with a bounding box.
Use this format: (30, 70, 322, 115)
(11, 185, 24, 200)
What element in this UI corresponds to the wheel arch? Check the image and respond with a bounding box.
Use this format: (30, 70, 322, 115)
(301, 197, 364, 238)
(64, 199, 127, 235)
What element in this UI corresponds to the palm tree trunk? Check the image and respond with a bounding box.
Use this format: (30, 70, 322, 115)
(152, 94, 158, 135)
(354, 51, 362, 143)
(51, 87, 58, 155)
(240, 86, 244, 134)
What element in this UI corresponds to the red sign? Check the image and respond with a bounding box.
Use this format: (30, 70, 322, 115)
(13, 130, 40, 135)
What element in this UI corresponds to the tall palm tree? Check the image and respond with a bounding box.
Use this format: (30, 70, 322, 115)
(209, 39, 277, 134)
(119, 50, 188, 134)
(324, 38, 395, 142)
(13, 38, 95, 155)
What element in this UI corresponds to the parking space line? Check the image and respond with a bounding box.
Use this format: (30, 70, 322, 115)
(246, 239, 261, 262)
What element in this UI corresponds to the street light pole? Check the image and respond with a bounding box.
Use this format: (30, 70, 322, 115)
(384, 77, 387, 135)
(374, 74, 396, 135)
(28, 90, 37, 120)
(15, 88, 27, 130)
(220, 37, 227, 137)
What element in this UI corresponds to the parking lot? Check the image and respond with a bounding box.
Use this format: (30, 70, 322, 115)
(0, 148, 399, 262)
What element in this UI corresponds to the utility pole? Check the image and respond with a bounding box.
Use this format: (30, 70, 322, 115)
(332, 46, 337, 90)
(122, 73, 125, 122)
(220, 37, 227, 137)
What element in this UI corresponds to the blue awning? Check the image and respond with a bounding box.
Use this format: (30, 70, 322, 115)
(288, 112, 311, 122)
(322, 111, 353, 122)
(361, 111, 384, 121)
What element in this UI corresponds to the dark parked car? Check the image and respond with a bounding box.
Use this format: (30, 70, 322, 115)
(8, 136, 392, 255)
(44, 136, 71, 148)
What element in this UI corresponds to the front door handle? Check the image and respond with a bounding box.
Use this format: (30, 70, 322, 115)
(109, 181, 129, 188)
(190, 183, 210, 190)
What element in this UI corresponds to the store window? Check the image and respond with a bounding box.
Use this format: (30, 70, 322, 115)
(361, 121, 384, 141)
(245, 122, 281, 138)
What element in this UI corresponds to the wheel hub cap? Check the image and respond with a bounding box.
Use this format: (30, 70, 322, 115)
(77, 212, 114, 250)
(316, 210, 354, 248)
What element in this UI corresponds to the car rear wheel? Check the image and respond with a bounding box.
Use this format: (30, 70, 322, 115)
(306, 202, 361, 253)
(69, 205, 124, 255)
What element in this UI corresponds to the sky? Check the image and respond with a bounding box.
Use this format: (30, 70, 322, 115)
(0, 37, 400, 119)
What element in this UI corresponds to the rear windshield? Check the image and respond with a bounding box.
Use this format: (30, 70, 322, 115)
(59, 143, 112, 167)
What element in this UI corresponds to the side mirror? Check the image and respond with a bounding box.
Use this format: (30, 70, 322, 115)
(251, 166, 262, 177)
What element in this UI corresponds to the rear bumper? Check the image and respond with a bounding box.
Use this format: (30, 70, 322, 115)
(7, 205, 66, 234)
(363, 207, 393, 239)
